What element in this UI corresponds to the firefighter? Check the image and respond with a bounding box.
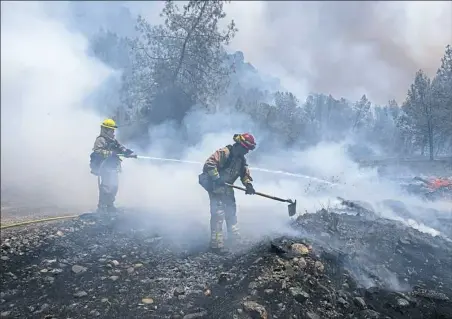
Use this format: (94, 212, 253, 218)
(199, 133, 257, 253)
(90, 118, 136, 213)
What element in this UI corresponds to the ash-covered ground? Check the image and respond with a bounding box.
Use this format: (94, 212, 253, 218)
(1, 203, 452, 319)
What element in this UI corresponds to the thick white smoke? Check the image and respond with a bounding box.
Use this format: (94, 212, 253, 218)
(224, 1, 452, 104)
(1, 2, 111, 210)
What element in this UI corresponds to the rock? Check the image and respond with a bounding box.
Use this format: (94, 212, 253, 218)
(413, 289, 450, 301)
(111, 260, 120, 267)
(73, 291, 88, 298)
(174, 287, 185, 297)
(89, 310, 100, 317)
(353, 297, 366, 309)
(264, 289, 274, 294)
(1, 311, 11, 317)
(141, 298, 154, 304)
(242, 301, 268, 319)
(110, 276, 119, 281)
(337, 297, 349, 308)
(296, 257, 307, 269)
(248, 282, 258, 289)
(305, 312, 320, 319)
(44, 276, 54, 284)
(291, 243, 309, 256)
(1, 256, 9, 261)
(56, 231, 64, 237)
(396, 298, 410, 308)
(50, 268, 63, 274)
(182, 311, 208, 319)
(360, 309, 381, 319)
(127, 267, 134, 274)
(314, 261, 325, 273)
(71, 265, 87, 274)
(218, 272, 231, 284)
(289, 287, 310, 303)
(134, 263, 143, 268)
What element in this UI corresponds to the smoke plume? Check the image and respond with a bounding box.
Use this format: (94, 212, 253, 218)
(224, 1, 452, 104)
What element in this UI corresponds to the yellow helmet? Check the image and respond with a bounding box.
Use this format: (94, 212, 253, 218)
(101, 118, 117, 129)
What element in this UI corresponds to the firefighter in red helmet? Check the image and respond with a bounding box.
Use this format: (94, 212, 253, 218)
(198, 133, 257, 253)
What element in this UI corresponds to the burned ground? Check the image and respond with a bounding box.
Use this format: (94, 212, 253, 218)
(1, 206, 452, 319)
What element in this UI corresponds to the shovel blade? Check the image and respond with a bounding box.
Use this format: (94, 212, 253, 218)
(288, 200, 297, 217)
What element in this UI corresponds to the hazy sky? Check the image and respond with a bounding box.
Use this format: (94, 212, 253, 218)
(7, 0, 452, 106)
(223, 1, 452, 104)
(122, 1, 452, 104)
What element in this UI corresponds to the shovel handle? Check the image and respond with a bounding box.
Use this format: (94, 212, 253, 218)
(225, 183, 291, 203)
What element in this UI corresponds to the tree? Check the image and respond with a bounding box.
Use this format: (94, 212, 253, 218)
(352, 95, 372, 132)
(431, 45, 452, 155)
(402, 70, 435, 159)
(126, 0, 237, 127)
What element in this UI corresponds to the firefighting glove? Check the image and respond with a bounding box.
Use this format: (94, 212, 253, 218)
(245, 183, 256, 195)
(124, 149, 137, 158)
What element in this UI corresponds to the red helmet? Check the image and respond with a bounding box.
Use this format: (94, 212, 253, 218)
(233, 133, 256, 150)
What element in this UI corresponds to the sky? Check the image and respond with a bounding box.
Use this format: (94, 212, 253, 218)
(222, 1, 452, 104)
(38, 0, 451, 105)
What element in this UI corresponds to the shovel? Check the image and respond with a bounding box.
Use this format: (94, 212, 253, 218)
(225, 183, 297, 217)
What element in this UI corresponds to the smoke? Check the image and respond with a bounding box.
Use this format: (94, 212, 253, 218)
(223, 1, 452, 104)
(1, 2, 111, 209)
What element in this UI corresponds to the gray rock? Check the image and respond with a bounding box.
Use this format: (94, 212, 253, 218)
(396, 298, 410, 308)
(248, 282, 258, 289)
(242, 301, 268, 319)
(305, 312, 320, 319)
(297, 257, 307, 269)
(174, 287, 185, 297)
(337, 297, 349, 308)
(360, 309, 381, 319)
(289, 287, 310, 303)
(182, 311, 208, 319)
(44, 276, 55, 284)
(314, 261, 325, 273)
(71, 265, 87, 274)
(218, 272, 232, 284)
(353, 296, 366, 309)
(73, 291, 88, 298)
(89, 310, 101, 317)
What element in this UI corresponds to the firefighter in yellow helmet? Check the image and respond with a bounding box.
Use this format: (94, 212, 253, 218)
(199, 133, 257, 253)
(90, 118, 137, 213)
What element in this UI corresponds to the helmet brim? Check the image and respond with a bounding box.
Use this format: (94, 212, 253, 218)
(101, 124, 117, 129)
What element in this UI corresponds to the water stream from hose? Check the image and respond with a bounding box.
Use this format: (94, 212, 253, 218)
(135, 155, 336, 185)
